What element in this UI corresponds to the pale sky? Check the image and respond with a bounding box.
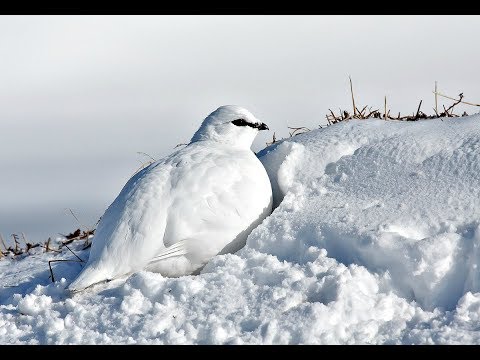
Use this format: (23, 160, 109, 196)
(1, 15, 479, 243)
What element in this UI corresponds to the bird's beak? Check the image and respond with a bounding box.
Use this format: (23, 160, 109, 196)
(258, 123, 269, 131)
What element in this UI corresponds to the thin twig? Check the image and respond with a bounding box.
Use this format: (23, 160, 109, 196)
(48, 259, 83, 283)
(433, 91, 480, 107)
(416, 100, 423, 118)
(443, 105, 451, 117)
(63, 244, 85, 263)
(445, 93, 464, 114)
(435, 81, 438, 114)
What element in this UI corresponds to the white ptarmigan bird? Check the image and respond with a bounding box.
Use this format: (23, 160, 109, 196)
(68, 105, 273, 292)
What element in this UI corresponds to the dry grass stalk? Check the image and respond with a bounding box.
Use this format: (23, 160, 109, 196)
(266, 132, 277, 146)
(384, 96, 387, 120)
(288, 127, 311, 137)
(0, 233, 7, 253)
(130, 160, 155, 179)
(12, 234, 20, 255)
(59, 228, 95, 246)
(136, 151, 156, 162)
(21, 232, 28, 246)
(324, 79, 475, 126)
(1, 211, 95, 280)
(129, 152, 159, 180)
(44, 239, 61, 254)
(349, 76, 357, 117)
(44, 238, 52, 253)
(66, 208, 89, 233)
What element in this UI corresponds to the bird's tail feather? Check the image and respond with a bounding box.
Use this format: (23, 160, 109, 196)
(68, 264, 111, 293)
(148, 240, 188, 264)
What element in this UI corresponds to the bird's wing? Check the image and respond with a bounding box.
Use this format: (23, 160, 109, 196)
(159, 144, 272, 258)
(74, 151, 180, 286)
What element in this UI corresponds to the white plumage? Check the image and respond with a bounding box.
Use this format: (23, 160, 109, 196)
(68, 105, 273, 292)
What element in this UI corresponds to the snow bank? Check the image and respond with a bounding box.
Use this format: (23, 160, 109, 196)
(259, 117, 480, 311)
(1, 115, 480, 344)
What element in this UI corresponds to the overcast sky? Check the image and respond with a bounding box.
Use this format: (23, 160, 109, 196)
(1, 15, 479, 243)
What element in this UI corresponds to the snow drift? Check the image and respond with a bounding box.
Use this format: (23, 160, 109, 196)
(1, 115, 480, 344)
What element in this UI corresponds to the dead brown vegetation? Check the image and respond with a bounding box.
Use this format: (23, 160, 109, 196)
(266, 79, 480, 146)
(325, 79, 478, 124)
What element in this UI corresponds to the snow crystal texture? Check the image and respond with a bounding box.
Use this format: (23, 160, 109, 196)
(1, 115, 480, 344)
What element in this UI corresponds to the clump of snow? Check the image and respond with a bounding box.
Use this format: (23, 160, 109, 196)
(2, 115, 480, 344)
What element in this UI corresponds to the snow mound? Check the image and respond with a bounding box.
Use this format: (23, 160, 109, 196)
(258, 117, 480, 311)
(1, 115, 480, 344)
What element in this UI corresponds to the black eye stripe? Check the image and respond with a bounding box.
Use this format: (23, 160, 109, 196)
(231, 119, 258, 129)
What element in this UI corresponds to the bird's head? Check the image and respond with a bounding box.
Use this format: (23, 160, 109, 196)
(190, 105, 269, 148)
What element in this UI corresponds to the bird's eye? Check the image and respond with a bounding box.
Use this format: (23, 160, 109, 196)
(231, 119, 248, 127)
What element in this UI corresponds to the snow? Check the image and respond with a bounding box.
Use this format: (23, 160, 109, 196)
(2, 115, 480, 344)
